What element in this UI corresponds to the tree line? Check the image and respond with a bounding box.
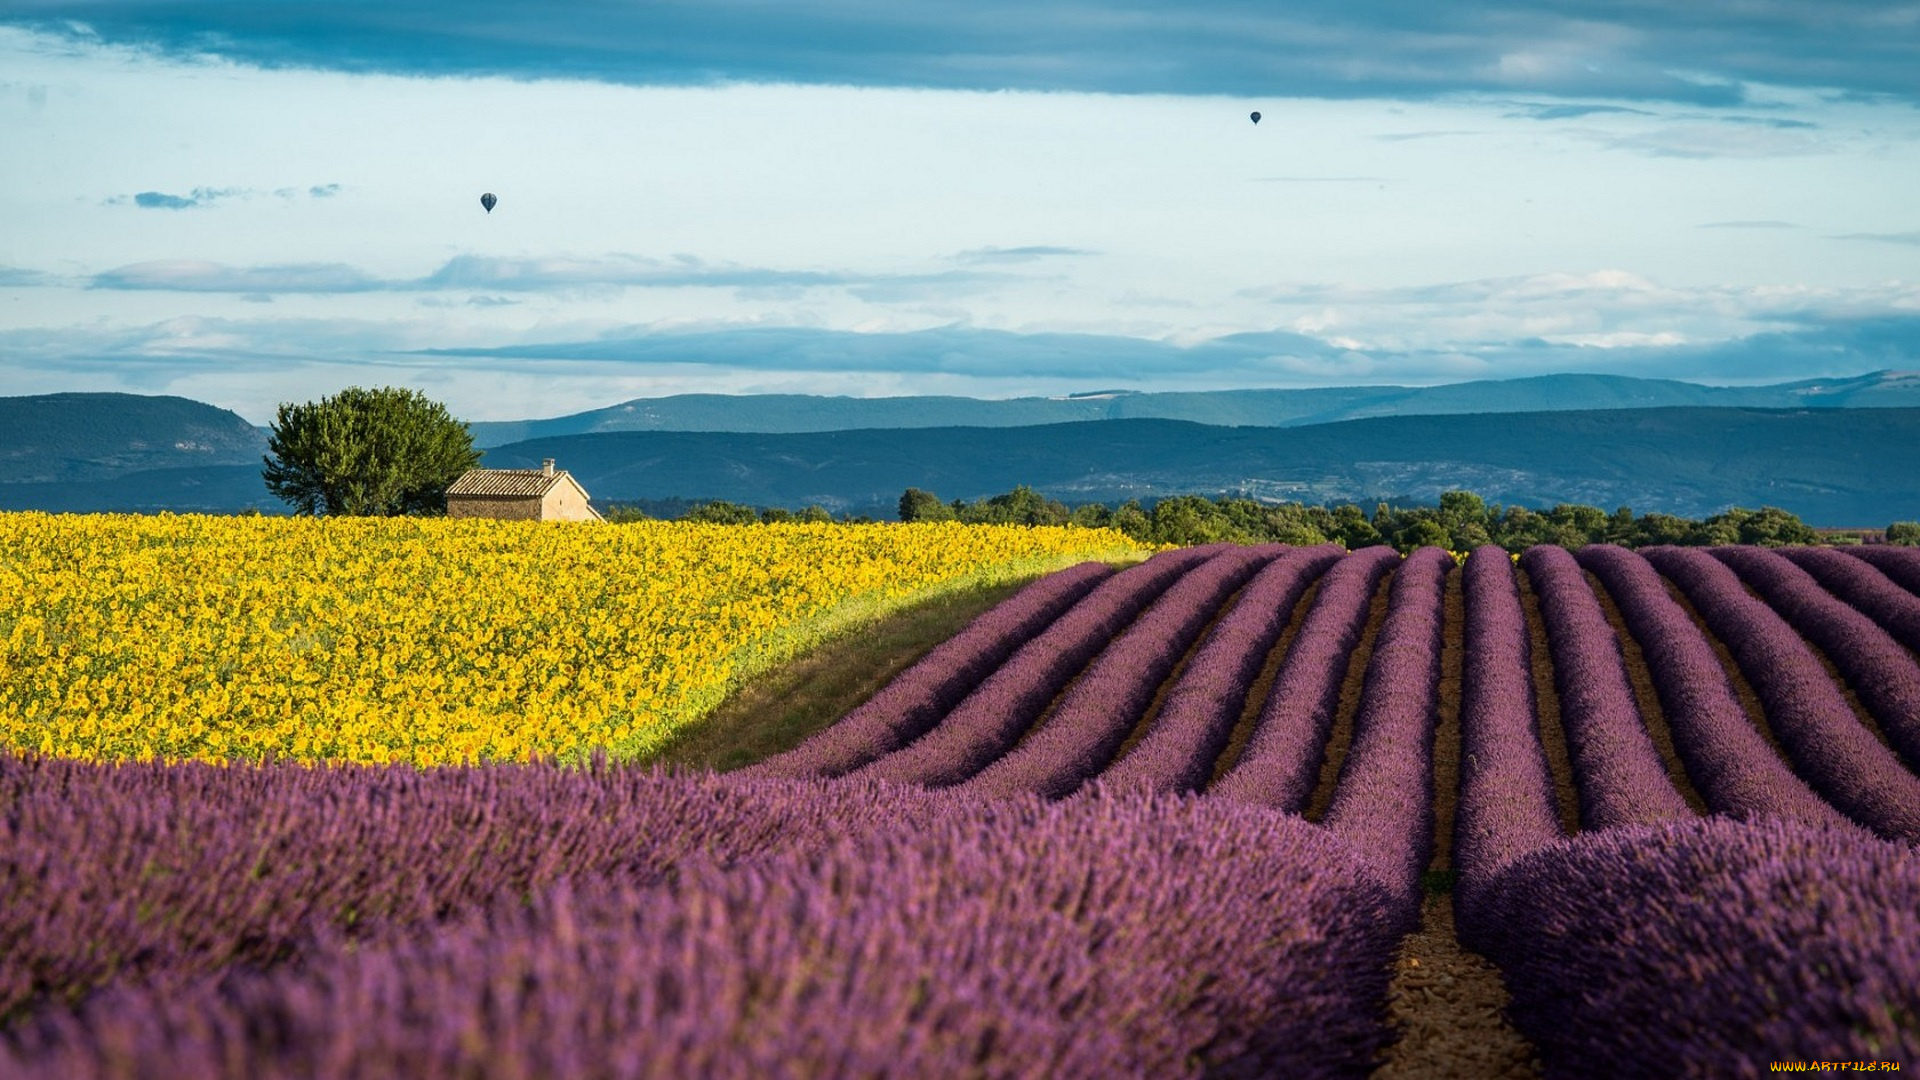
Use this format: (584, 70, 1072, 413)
(894, 486, 1920, 551)
(596, 486, 1920, 551)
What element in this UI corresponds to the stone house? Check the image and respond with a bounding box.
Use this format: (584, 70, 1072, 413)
(445, 459, 604, 522)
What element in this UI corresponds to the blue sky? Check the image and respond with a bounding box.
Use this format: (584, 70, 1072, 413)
(2, 2, 1917, 422)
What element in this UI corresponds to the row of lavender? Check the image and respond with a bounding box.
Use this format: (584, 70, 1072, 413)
(1453, 545, 1920, 1073)
(1, 757, 1404, 1077)
(760, 541, 1448, 918)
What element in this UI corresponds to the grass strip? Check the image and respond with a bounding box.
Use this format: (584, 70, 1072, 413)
(635, 549, 1148, 770)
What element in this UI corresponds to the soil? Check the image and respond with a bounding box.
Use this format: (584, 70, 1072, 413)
(1376, 563, 1544, 1077)
(1376, 895, 1543, 1079)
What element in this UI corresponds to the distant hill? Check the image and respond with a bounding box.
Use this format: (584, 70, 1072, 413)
(0, 393, 267, 484)
(478, 407, 1920, 526)
(465, 370, 1920, 445)
(3, 390, 1917, 525)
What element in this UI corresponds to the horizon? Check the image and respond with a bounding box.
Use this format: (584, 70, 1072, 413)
(7, 366, 1917, 428)
(3, 4, 1917, 422)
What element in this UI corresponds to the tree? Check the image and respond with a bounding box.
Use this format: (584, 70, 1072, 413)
(1546, 503, 1609, 544)
(1438, 490, 1487, 530)
(262, 386, 480, 516)
(1111, 500, 1152, 540)
(1149, 496, 1225, 546)
(1707, 506, 1816, 547)
(1888, 522, 1920, 546)
(1398, 518, 1452, 552)
(1628, 512, 1694, 548)
(958, 485, 1068, 526)
(1327, 503, 1383, 549)
(1739, 506, 1816, 546)
(898, 488, 954, 522)
(683, 500, 760, 524)
(1069, 502, 1114, 529)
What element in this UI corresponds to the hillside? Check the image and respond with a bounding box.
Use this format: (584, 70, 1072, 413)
(2, 392, 1915, 525)
(464, 370, 1920, 445)
(479, 407, 1920, 525)
(0, 393, 267, 484)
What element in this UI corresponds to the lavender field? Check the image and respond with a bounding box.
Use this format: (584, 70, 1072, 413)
(5, 544, 1919, 1076)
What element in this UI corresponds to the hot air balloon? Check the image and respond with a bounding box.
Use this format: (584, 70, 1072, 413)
(480, 192, 497, 213)
(1250, 111, 1261, 125)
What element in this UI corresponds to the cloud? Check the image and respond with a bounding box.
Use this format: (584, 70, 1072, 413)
(951, 246, 1096, 265)
(1832, 231, 1920, 247)
(68, 259, 1920, 381)
(1373, 130, 1484, 142)
(1245, 270, 1677, 309)
(8, 308, 1917, 423)
(1717, 114, 1819, 130)
(10, 2, 1920, 105)
(401, 314, 1920, 391)
(1571, 120, 1831, 158)
(132, 190, 206, 209)
(1256, 176, 1394, 184)
(417, 254, 860, 292)
(1505, 102, 1655, 121)
(1238, 271, 1920, 355)
(84, 254, 1019, 298)
(0, 266, 52, 286)
(413, 325, 1187, 380)
(90, 260, 385, 293)
(1700, 220, 1799, 229)
(117, 184, 340, 209)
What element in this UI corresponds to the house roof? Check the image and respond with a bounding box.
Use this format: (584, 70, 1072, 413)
(446, 468, 575, 499)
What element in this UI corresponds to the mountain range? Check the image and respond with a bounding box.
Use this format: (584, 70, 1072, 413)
(478, 409, 1920, 524)
(463, 369, 1920, 446)
(2, 373, 1918, 525)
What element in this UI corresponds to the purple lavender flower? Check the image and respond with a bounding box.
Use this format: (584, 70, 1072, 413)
(959, 545, 1289, 800)
(1208, 545, 1401, 810)
(747, 560, 1114, 779)
(1098, 545, 1344, 796)
(1575, 545, 1855, 831)
(1646, 545, 1920, 841)
(1520, 544, 1691, 829)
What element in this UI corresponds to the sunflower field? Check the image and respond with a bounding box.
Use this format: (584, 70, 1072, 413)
(0, 513, 1141, 765)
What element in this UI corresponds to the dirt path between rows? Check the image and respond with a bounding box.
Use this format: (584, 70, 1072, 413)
(1375, 564, 1542, 1078)
(1376, 895, 1542, 1078)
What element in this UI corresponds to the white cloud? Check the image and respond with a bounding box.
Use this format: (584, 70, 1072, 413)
(92, 260, 383, 292)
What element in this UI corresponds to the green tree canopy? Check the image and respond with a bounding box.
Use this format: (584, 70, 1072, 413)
(683, 500, 761, 525)
(957, 485, 1070, 526)
(262, 386, 480, 516)
(1698, 505, 1818, 547)
(898, 487, 955, 522)
(1398, 518, 1453, 552)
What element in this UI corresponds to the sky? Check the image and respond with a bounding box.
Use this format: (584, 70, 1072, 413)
(2, 1, 1918, 423)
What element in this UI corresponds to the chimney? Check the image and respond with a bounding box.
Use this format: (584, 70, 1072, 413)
(542, 458, 555, 476)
